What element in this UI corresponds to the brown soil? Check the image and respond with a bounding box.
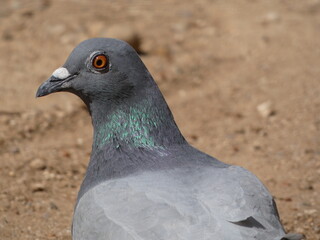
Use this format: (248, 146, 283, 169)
(0, 0, 319, 239)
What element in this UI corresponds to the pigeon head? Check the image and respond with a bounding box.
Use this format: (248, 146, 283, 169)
(36, 38, 153, 107)
(37, 38, 186, 149)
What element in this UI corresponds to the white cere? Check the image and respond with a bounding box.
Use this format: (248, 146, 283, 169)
(52, 67, 71, 79)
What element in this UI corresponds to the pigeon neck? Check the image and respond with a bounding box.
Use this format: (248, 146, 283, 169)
(90, 95, 186, 150)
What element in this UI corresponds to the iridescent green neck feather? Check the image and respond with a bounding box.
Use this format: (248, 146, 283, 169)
(93, 100, 177, 149)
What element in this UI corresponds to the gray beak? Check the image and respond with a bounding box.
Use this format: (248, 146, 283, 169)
(36, 67, 77, 97)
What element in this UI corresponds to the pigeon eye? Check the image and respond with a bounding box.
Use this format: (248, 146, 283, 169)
(92, 54, 108, 70)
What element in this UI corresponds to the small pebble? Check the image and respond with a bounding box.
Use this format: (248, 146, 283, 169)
(262, 12, 281, 24)
(304, 209, 317, 215)
(76, 138, 84, 147)
(43, 170, 56, 180)
(50, 202, 58, 210)
(30, 158, 46, 170)
(257, 101, 275, 118)
(31, 183, 46, 192)
(55, 111, 66, 119)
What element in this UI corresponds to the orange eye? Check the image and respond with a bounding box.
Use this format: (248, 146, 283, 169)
(92, 54, 108, 69)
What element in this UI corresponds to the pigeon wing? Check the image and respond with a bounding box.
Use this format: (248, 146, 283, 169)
(72, 165, 286, 240)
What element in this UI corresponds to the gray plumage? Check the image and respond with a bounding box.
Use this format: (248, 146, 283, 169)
(36, 38, 303, 240)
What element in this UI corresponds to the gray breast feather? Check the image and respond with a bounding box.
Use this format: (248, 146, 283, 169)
(72, 165, 285, 240)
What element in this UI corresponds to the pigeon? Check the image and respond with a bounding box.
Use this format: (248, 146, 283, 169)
(36, 38, 303, 240)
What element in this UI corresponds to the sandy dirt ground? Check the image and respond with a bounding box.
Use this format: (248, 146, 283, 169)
(0, 0, 319, 239)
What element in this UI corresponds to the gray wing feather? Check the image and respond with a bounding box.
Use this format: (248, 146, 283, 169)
(73, 165, 286, 240)
(199, 166, 279, 222)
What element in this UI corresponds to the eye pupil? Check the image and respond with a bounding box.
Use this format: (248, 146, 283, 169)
(96, 59, 103, 66)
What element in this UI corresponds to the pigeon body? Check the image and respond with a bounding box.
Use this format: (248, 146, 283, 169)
(36, 38, 303, 240)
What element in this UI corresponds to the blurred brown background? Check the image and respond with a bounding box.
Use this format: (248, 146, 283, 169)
(0, 0, 319, 239)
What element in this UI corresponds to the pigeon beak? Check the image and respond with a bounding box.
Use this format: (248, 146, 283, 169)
(36, 67, 77, 97)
